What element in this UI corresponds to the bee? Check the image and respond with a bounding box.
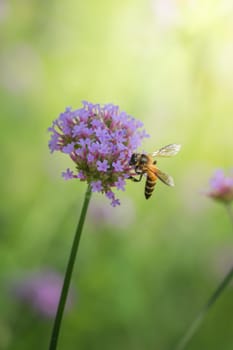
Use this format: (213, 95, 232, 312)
(129, 144, 181, 199)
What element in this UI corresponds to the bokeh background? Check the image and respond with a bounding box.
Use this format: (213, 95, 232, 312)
(1, 0, 233, 349)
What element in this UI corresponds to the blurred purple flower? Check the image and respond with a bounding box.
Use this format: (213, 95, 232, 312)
(205, 169, 233, 203)
(48, 101, 149, 206)
(12, 271, 74, 319)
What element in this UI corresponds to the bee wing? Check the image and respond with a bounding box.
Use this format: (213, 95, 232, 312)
(156, 168, 175, 187)
(152, 144, 181, 158)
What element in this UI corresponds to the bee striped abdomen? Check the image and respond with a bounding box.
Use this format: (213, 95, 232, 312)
(145, 171, 157, 199)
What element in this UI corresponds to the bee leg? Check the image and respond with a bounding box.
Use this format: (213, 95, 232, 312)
(153, 160, 157, 165)
(129, 173, 143, 182)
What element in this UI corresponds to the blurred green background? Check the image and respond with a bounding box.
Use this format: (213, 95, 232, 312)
(1, 0, 233, 349)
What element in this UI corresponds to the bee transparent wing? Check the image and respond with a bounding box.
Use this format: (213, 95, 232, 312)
(152, 144, 181, 158)
(156, 169, 175, 187)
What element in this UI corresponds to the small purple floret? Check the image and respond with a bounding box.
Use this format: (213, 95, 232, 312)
(91, 180, 103, 192)
(48, 101, 149, 205)
(62, 168, 75, 180)
(112, 160, 124, 172)
(115, 177, 126, 191)
(96, 160, 109, 172)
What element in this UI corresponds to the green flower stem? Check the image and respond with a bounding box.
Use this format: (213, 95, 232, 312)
(174, 266, 233, 350)
(174, 203, 233, 350)
(49, 185, 92, 350)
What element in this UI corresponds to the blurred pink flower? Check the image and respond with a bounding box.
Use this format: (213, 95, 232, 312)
(12, 270, 74, 318)
(204, 169, 233, 203)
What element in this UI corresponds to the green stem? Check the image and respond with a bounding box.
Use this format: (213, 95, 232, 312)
(173, 202, 233, 350)
(49, 185, 92, 350)
(174, 266, 233, 350)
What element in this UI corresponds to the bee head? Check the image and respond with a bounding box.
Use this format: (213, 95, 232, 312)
(129, 153, 139, 165)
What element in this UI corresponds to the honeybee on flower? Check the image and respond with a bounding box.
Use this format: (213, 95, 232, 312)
(129, 144, 181, 199)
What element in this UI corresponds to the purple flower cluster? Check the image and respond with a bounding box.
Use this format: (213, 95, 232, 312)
(12, 271, 73, 319)
(48, 101, 149, 206)
(205, 169, 233, 203)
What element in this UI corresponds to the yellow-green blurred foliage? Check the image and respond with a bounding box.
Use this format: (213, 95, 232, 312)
(1, 0, 233, 349)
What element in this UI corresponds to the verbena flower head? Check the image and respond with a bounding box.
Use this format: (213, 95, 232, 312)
(48, 101, 149, 206)
(205, 169, 233, 203)
(12, 271, 73, 318)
